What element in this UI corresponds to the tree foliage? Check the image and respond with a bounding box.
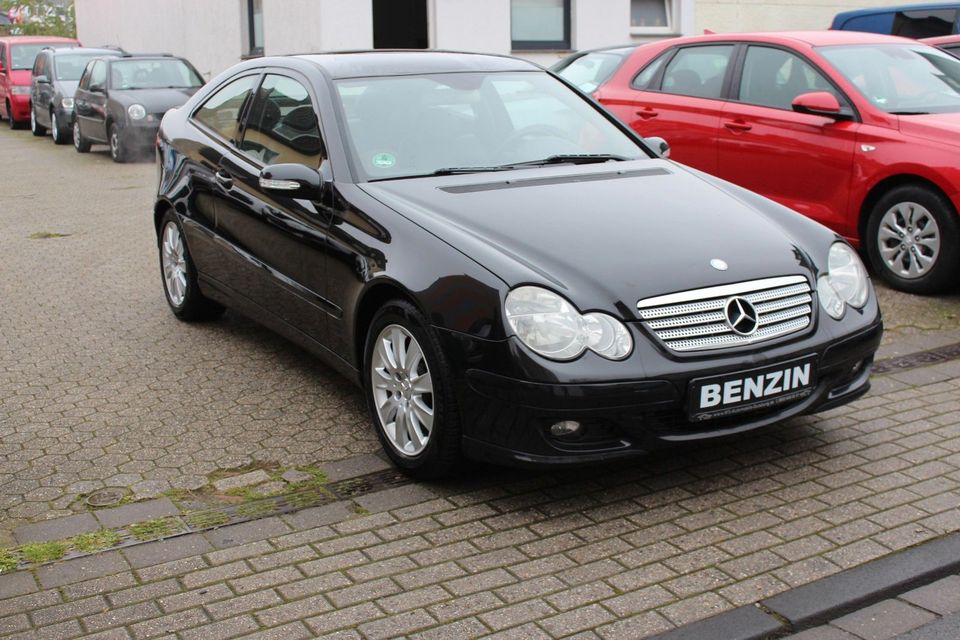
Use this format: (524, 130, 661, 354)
(0, 1, 76, 38)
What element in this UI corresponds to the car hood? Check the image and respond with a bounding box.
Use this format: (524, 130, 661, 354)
(58, 80, 79, 96)
(360, 160, 820, 319)
(897, 111, 960, 144)
(110, 88, 199, 113)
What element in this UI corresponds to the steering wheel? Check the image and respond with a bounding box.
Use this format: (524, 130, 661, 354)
(497, 124, 572, 157)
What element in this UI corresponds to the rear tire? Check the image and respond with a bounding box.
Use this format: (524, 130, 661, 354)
(158, 211, 225, 321)
(73, 120, 91, 153)
(865, 184, 959, 294)
(30, 107, 46, 136)
(363, 300, 462, 479)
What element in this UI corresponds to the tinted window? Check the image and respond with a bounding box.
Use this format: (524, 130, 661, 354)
(631, 51, 670, 90)
(88, 61, 106, 91)
(660, 45, 733, 99)
(739, 46, 837, 110)
(555, 49, 631, 93)
(193, 74, 259, 143)
(32, 52, 46, 76)
(55, 54, 106, 82)
(10, 44, 51, 70)
(240, 75, 323, 165)
(893, 9, 957, 38)
(110, 59, 203, 90)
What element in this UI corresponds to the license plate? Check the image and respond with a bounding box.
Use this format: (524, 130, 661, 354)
(688, 355, 818, 421)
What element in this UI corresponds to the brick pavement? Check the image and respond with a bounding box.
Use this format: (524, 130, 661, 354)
(3, 111, 960, 639)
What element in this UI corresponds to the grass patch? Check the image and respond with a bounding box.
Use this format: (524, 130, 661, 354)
(28, 231, 71, 240)
(71, 530, 121, 553)
(0, 548, 18, 573)
(184, 510, 230, 529)
(129, 518, 178, 541)
(352, 504, 371, 516)
(20, 541, 66, 564)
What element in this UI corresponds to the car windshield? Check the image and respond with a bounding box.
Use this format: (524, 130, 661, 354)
(110, 59, 202, 90)
(819, 43, 960, 114)
(334, 71, 646, 181)
(11, 44, 61, 70)
(555, 49, 633, 93)
(55, 53, 104, 81)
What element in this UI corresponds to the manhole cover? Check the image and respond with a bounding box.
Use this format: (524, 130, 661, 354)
(86, 489, 126, 507)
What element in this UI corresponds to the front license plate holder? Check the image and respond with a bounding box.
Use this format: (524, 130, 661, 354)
(687, 354, 818, 422)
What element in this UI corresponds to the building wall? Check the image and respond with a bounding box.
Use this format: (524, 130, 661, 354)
(695, 0, 914, 33)
(75, 0, 244, 80)
(262, 0, 372, 56)
(433, 0, 511, 54)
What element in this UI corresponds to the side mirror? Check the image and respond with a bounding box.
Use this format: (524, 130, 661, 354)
(88, 83, 103, 93)
(259, 163, 323, 199)
(645, 136, 670, 159)
(792, 91, 849, 119)
(35, 74, 50, 84)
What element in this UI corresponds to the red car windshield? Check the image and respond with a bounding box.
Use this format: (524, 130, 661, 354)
(11, 43, 58, 70)
(820, 43, 960, 114)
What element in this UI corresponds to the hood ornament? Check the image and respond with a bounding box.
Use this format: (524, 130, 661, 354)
(710, 258, 728, 271)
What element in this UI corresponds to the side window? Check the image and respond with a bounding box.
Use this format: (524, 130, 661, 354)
(893, 9, 957, 38)
(33, 53, 45, 77)
(0, 45, 6, 70)
(660, 45, 734, 99)
(739, 46, 836, 110)
(192, 74, 259, 144)
(89, 61, 106, 91)
(240, 74, 324, 166)
(631, 51, 670, 90)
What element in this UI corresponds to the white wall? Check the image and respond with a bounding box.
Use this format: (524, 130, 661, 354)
(75, 0, 244, 79)
(695, 0, 916, 33)
(433, 0, 511, 54)
(262, 0, 372, 56)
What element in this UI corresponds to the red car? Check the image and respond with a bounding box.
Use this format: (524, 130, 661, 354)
(923, 33, 960, 55)
(581, 31, 960, 294)
(0, 35, 78, 129)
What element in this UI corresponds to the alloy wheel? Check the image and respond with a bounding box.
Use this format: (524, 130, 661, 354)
(876, 202, 941, 280)
(52, 112, 60, 143)
(73, 121, 81, 150)
(370, 324, 434, 457)
(161, 221, 188, 307)
(110, 128, 120, 160)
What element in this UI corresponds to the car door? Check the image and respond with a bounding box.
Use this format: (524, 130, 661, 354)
(717, 45, 859, 232)
(599, 44, 735, 174)
(75, 59, 108, 141)
(213, 71, 334, 344)
(31, 52, 53, 127)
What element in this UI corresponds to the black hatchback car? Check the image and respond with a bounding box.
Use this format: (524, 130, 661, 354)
(30, 46, 122, 144)
(74, 53, 203, 161)
(154, 51, 882, 478)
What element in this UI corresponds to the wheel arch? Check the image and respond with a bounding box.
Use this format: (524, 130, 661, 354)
(353, 280, 425, 373)
(858, 174, 958, 243)
(153, 199, 176, 237)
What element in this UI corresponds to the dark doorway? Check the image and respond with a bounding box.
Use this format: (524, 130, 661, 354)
(373, 0, 429, 49)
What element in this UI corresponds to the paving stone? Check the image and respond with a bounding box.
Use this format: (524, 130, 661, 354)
(900, 575, 960, 615)
(130, 607, 209, 639)
(123, 533, 213, 569)
(83, 601, 162, 633)
(282, 502, 355, 531)
(158, 583, 234, 613)
(213, 471, 271, 492)
(179, 615, 260, 640)
(306, 602, 384, 635)
(0, 571, 38, 599)
(32, 595, 108, 626)
(321, 454, 392, 482)
(832, 599, 936, 640)
(36, 551, 130, 588)
(204, 517, 292, 549)
(230, 566, 303, 594)
(13, 513, 99, 544)
(357, 609, 437, 640)
(94, 498, 180, 529)
(353, 484, 439, 514)
(784, 627, 863, 640)
(479, 598, 555, 631)
(540, 603, 616, 637)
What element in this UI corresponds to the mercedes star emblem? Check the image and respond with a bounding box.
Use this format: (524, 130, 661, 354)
(710, 258, 728, 271)
(725, 297, 759, 336)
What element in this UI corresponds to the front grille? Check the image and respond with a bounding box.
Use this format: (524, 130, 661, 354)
(637, 275, 813, 353)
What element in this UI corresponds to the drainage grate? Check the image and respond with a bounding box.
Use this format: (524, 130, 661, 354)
(871, 342, 960, 375)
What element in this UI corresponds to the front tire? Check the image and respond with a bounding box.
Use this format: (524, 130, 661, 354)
(73, 120, 91, 152)
(51, 111, 70, 145)
(30, 107, 46, 136)
(109, 123, 127, 162)
(158, 211, 224, 321)
(6, 101, 22, 129)
(363, 300, 461, 478)
(865, 184, 959, 294)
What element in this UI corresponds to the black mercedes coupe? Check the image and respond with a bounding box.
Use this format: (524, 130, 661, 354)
(153, 51, 882, 477)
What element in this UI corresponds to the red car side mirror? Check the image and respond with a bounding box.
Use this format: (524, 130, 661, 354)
(792, 91, 847, 119)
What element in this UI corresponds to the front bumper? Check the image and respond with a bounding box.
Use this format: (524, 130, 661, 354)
(8, 93, 30, 120)
(120, 121, 161, 149)
(439, 314, 882, 468)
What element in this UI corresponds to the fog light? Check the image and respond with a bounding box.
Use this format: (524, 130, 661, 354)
(550, 420, 581, 437)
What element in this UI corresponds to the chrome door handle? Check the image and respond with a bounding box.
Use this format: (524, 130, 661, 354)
(214, 170, 233, 189)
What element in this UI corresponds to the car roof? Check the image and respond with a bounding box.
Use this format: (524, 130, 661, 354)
(46, 47, 119, 56)
(834, 3, 960, 21)
(0, 35, 77, 44)
(294, 50, 540, 79)
(650, 30, 920, 48)
(922, 33, 960, 44)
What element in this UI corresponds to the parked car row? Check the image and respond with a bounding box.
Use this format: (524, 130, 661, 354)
(554, 31, 960, 296)
(1, 34, 203, 163)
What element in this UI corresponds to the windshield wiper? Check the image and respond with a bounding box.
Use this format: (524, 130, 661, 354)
(505, 154, 630, 168)
(889, 110, 930, 115)
(430, 166, 517, 176)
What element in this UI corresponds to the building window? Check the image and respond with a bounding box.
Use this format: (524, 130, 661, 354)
(511, 0, 570, 51)
(247, 0, 264, 56)
(631, 0, 674, 34)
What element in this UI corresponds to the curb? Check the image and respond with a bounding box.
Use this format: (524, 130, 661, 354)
(648, 532, 960, 639)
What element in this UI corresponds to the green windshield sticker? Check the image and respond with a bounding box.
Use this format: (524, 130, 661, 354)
(372, 152, 396, 169)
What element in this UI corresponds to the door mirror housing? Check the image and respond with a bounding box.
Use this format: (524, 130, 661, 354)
(35, 74, 50, 84)
(792, 91, 848, 119)
(645, 136, 670, 159)
(88, 83, 104, 93)
(259, 163, 324, 199)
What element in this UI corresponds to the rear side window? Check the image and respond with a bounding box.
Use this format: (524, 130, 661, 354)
(631, 51, 670, 90)
(738, 46, 837, 110)
(239, 74, 324, 166)
(193, 74, 259, 144)
(660, 45, 734, 99)
(33, 53, 46, 77)
(893, 9, 957, 38)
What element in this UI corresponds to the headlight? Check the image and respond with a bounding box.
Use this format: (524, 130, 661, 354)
(60, 97, 74, 109)
(128, 104, 147, 120)
(818, 243, 869, 320)
(504, 286, 632, 361)
(11, 86, 30, 95)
